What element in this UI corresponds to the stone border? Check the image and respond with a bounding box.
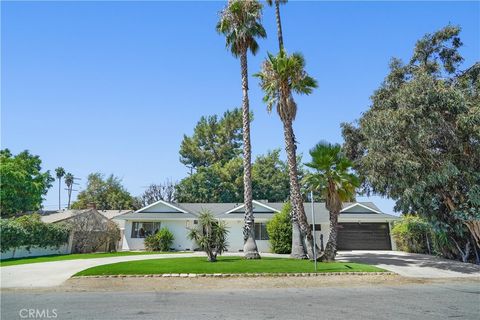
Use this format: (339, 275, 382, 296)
(76, 272, 395, 278)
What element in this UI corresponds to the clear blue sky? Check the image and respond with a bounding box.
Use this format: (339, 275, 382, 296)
(2, 1, 479, 213)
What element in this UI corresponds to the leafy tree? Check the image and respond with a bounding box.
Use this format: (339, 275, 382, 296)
(187, 210, 229, 262)
(176, 158, 243, 203)
(304, 142, 359, 261)
(255, 50, 318, 259)
(139, 180, 177, 207)
(0, 149, 54, 217)
(144, 227, 175, 251)
(252, 149, 290, 202)
(391, 215, 432, 254)
(55, 167, 65, 210)
(71, 173, 134, 210)
(175, 151, 294, 203)
(341, 25, 480, 261)
(266, 202, 292, 254)
(180, 108, 244, 170)
(217, 0, 266, 259)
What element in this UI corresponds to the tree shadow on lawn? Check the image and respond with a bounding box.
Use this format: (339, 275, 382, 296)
(338, 252, 480, 274)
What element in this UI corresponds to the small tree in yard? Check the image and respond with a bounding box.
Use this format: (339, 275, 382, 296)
(144, 227, 175, 251)
(267, 202, 292, 254)
(187, 211, 229, 262)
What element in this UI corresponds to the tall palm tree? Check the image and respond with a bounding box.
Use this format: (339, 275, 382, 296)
(217, 0, 266, 259)
(64, 173, 75, 209)
(304, 142, 359, 261)
(266, 0, 287, 50)
(55, 167, 65, 210)
(255, 51, 317, 258)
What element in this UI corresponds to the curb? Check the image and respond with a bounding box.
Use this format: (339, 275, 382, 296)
(75, 272, 395, 279)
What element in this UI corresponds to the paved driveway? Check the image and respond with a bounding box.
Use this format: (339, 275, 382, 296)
(2, 251, 479, 289)
(0, 252, 287, 289)
(337, 250, 480, 278)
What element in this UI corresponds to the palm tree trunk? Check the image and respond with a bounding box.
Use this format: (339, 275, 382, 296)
(321, 211, 339, 261)
(274, 0, 284, 51)
(240, 50, 260, 259)
(282, 119, 313, 259)
(58, 178, 61, 210)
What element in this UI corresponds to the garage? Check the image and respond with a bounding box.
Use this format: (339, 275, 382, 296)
(337, 222, 391, 250)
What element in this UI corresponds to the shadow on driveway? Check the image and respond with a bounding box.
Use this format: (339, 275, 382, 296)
(337, 251, 480, 277)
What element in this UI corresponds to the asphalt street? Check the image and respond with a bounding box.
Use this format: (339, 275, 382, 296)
(2, 281, 479, 320)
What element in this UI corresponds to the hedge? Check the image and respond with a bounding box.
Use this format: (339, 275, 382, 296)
(0, 214, 71, 253)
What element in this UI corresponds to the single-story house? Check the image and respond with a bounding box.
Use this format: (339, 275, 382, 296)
(118, 200, 400, 252)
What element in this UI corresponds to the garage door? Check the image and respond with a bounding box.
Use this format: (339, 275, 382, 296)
(337, 223, 391, 250)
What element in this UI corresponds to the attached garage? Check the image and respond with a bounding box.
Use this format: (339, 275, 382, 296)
(337, 222, 392, 250)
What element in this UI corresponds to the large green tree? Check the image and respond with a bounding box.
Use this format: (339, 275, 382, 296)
(180, 108, 243, 170)
(71, 173, 134, 210)
(0, 149, 54, 217)
(304, 142, 359, 261)
(176, 150, 293, 203)
(341, 25, 480, 261)
(217, 0, 266, 259)
(255, 50, 317, 259)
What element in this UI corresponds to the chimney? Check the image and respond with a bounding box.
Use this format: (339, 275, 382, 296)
(87, 203, 97, 210)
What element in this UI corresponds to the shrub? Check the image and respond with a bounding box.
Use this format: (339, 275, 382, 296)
(187, 210, 229, 262)
(144, 227, 174, 251)
(391, 215, 431, 253)
(266, 202, 292, 254)
(0, 214, 71, 253)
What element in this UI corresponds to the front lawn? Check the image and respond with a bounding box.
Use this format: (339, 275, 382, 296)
(0, 251, 181, 267)
(74, 256, 385, 276)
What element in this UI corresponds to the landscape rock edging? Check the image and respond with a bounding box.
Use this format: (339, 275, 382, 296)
(76, 272, 395, 278)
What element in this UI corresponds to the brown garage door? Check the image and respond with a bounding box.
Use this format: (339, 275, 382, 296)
(337, 223, 391, 250)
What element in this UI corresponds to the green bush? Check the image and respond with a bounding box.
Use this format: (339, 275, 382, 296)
(266, 202, 292, 254)
(144, 227, 174, 251)
(391, 215, 431, 253)
(0, 214, 71, 253)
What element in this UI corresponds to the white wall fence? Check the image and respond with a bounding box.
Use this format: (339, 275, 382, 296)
(1, 243, 71, 260)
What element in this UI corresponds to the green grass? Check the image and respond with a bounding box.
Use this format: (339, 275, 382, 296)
(0, 251, 182, 267)
(74, 256, 385, 276)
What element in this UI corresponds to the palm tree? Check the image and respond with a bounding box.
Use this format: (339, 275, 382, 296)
(304, 142, 360, 261)
(64, 173, 74, 209)
(217, 0, 266, 259)
(266, 0, 287, 50)
(187, 210, 229, 262)
(55, 167, 65, 210)
(255, 51, 317, 259)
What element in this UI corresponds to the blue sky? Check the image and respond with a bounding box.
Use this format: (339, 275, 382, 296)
(2, 1, 479, 213)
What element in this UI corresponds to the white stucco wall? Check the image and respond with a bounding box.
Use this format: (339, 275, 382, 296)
(122, 220, 197, 251)
(0, 244, 70, 260)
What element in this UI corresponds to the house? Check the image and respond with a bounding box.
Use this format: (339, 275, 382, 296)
(118, 200, 400, 252)
(41, 208, 133, 252)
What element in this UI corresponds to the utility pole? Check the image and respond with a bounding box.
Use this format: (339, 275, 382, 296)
(311, 190, 317, 272)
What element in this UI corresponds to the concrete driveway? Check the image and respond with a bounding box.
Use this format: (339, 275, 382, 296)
(2, 251, 479, 289)
(337, 250, 480, 278)
(0, 252, 287, 289)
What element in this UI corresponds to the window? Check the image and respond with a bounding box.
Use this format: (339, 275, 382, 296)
(254, 223, 269, 240)
(131, 222, 161, 238)
(310, 224, 321, 231)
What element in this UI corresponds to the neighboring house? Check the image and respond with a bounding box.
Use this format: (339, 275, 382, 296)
(41, 208, 133, 253)
(118, 200, 399, 252)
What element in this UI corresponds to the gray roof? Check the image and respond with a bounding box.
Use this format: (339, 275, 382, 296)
(41, 209, 133, 223)
(117, 201, 398, 223)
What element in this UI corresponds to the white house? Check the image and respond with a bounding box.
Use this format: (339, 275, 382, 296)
(118, 200, 400, 252)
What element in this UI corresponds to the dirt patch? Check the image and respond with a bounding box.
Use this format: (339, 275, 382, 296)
(33, 274, 430, 292)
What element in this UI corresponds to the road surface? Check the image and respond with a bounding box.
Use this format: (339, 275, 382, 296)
(2, 281, 479, 320)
